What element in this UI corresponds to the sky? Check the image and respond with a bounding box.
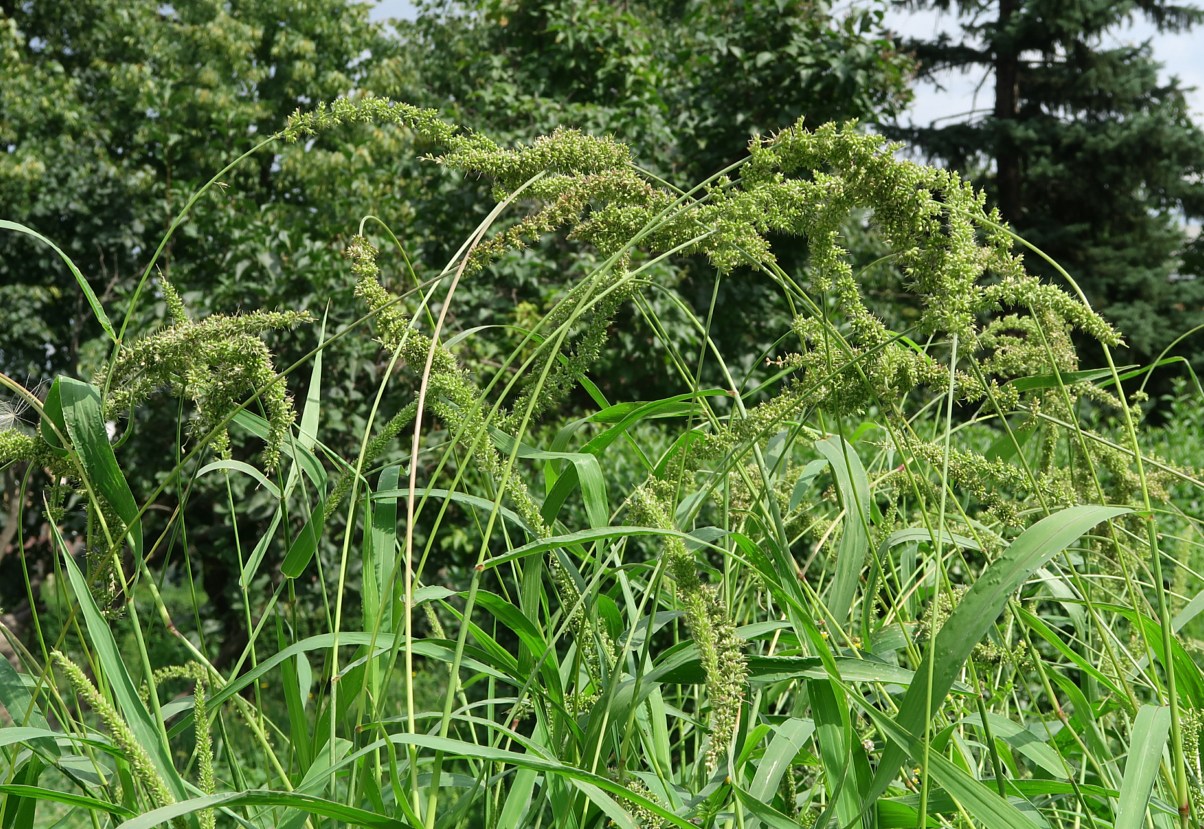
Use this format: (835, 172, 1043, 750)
(881, 5, 1204, 125)
(368, 0, 1204, 127)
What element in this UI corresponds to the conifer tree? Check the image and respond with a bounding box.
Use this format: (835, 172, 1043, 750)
(890, 0, 1204, 382)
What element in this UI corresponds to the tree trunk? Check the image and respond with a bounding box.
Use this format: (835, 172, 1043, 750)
(994, 0, 1022, 223)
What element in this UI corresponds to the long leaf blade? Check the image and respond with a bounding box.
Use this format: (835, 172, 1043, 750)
(0, 220, 116, 341)
(1115, 705, 1171, 829)
(57, 529, 187, 802)
(868, 504, 1130, 800)
(816, 436, 871, 626)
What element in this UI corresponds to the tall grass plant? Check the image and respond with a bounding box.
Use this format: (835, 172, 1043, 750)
(1, 98, 1202, 829)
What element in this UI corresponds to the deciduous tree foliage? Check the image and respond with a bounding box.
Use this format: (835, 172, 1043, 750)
(1, 0, 914, 389)
(0, 0, 394, 662)
(0, 1, 398, 374)
(385, 0, 913, 178)
(889, 0, 1204, 382)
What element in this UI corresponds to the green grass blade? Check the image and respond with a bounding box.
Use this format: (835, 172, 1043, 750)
(114, 789, 407, 829)
(196, 460, 281, 499)
(879, 528, 981, 554)
(810, 677, 871, 829)
(0, 727, 79, 751)
(868, 504, 1130, 801)
(232, 410, 327, 491)
(815, 436, 872, 626)
(961, 713, 1069, 778)
(489, 430, 611, 528)
(497, 767, 540, 829)
(0, 659, 51, 733)
(474, 590, 563, 698)
(1014, 604, 1127, 698)
(43, 377, 143, 555)
(297, 309, 326, 451)
(57, 528, 188, 802)
(0, 220, 116, 342)
(1046, 670, 1116, 774)
(2, 755, 44, 829)
(481, 525, 702, 569)
(276, 737, 353, 827)
(748, 719, 814, 804)
(542, 391, 727, 519)
(366, 464, 402, 632)
(277, 624, 314, 774)
(858, 701, 1042, 829)
(1115, 705, 1171, 829)
(0, 784, 135, 820)
(199, 627, 445, 713)
(651, 649, 956, 691)
(386, 733, 696, 828)
(1006, 366, 1136, 392)
(280, 497, 326, 579)
(876, 798, 939, 828)
(239, 512, 283, 588)
(372, 488, 534, 535)
(732, 784, 805, 829)
(1096, 603, 1204, 707)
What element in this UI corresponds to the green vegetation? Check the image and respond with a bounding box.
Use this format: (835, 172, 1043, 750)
(3, 2, 1204, 828)
(890, 0, 1204, 381)
(0, 0, 921, 649)
(1, 93, 1203, 829)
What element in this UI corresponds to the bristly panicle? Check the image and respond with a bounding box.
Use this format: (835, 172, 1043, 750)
(293, 99, 1125, 447)
(301, 97, 1162, 752)
(287, 97, 1120, 382)
(52, 652, 178, 815)
(101, 276, 310, 470)
(630, 482, 747, 770)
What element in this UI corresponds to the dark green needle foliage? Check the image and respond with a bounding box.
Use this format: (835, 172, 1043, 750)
(889, 0, 1204, 386)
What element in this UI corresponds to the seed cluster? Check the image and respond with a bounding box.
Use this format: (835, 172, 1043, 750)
(101, 276, 310, 470)
(290, 94, 1170, 764)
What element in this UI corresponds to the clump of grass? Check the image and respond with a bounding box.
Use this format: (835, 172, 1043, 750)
(0, 96, 1201, 829)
